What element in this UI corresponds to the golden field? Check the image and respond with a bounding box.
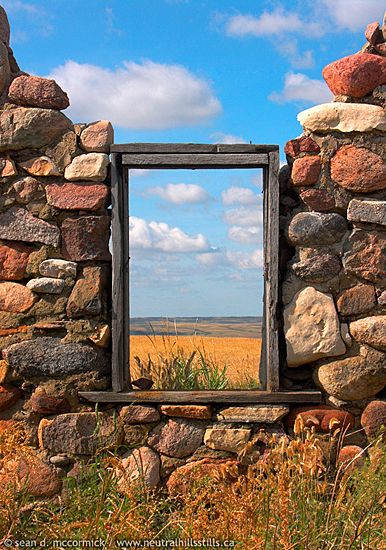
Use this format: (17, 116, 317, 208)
(130, 334, 262, 388)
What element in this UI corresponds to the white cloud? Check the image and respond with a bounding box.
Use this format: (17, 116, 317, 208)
(269, 72, 333, 105)
(226, 9, 323, 38)
(276, 40, 314, 69)
(222, 186, 260, 206)
(130, 169, 151, 178)
(210, 132, 247, 144)
(320, 0, 385, 31)
(196, 248, 263, 269)
(223, 206, 262, 227)
(48, 60, 221, 129)
(228, 226, 262, 244)
(145, 183, 211, 204)
(129, 216, 212, 253)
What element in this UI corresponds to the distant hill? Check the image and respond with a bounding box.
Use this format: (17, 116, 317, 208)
(130, 316, 262, 338)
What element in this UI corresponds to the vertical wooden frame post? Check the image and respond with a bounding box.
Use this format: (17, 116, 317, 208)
(111, 153, 130, 391)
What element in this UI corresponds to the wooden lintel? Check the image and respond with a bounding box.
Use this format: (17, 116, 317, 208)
(79, 390, 322, 404)
(111, 143, 279, 154)
(122, 153, 268, 168)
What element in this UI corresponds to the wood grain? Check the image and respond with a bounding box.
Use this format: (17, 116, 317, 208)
(111, 143, 279, 154)
(122, 153, 268, 168)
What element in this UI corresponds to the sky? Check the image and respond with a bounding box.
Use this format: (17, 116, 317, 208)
(4, 0, 385, 317)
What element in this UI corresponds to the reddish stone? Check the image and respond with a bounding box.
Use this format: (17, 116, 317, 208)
(0, 326, 29, 337)
(331, 146, 386, 193)
(0, 456, 62, 497)
(343, 230, 386, 284)
(375, 44, 386, 56)
(13, 177, 44, 204)
(365, 22, 382, 45)
(0, 282, 35, 313)
(0, 384, 20, 412)
(361, 400, 386, 438)
(0, 420, 16, 433)
(337, 285, 376, 316)
(61, 216, 111, 261)
(148, 419, 205, 458)
(322, 53, 386, 98)
(160, 405, 212, 420)
(291, 156, 321, 186)
(300, 189, 335, 212)
(120, 405, 160, 424)
(8, 75, 70, 110)
(337, 446, 366, 472)
(167, 459, 240, 497)
(285, 406, 354, 433)
(66, 266, 103, 318)
(80, 121, 114, 153)
(46, 182, 109, 211)
(0, 157, 17, 177)
(0, 242, 33, 280)
(284, 136, 320, 158)
(30, 389, 71, 415)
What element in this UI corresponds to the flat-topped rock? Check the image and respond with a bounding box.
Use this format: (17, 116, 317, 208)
(64, 153, 109, 182)
(160, 405, 212, 420)
(331, 146, 386, 193)
(347, 199, 386, 226)
(284, 287, 346, 367)
(39, 259, 77, 279)
(349, 316, 386, 351)
(216, 405, 289, 423)
(204, 425, 251, 452)
(8, 75, 70, 110)
(46, 182, 109, 211)
(0, 207, 60, 247)
(297, 103, 386, 133)
(120, 404, 160, 424)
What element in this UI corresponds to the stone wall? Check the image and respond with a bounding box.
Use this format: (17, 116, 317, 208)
(0, 6, 385, 497)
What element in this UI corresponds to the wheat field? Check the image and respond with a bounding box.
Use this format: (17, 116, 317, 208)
(130, 335, 262, 388)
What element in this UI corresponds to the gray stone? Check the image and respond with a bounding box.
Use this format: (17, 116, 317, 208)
(148, 419, 205, 458)
(287, 212, 347, 246)
(297, 103, 386, 133)
(40, 412, 122, 455)
(0, 107, 71, 151)
(314, 346, 386, 401)
(0, 207, 60, 247)
(349, 316, 386, 351)
(204, 425, 251, 452)
(117, 447, 160, 491)
(3, 337, 110, 378)
(26, 277, 65, 294)
(0, 6, 10, 45)
(39, 259, 77, 279)
(347, 199, 386, 227)
(49, 455, 71, 467)
(216, 405, 289, 423)
(64, 153, 109, 182)
(284, 287, 346, 367)
(292, 252, 341, 283)
(120, 405, 160, 424)
(0, 41, 10, 98)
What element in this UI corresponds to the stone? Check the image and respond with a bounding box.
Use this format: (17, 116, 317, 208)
(284, 287, 346, 367)
(0, 107, 71, 151)
(216, 405, 289, 423)
(365, 22, 381, 45)
(123, 425, 152, 446)
(160, 455, 186, 479)
(204, 425, 251, 452)
(80, 121, 114, 153)
(3, 337, 110, 378)
(292, 253, 341, 283)
(13, 177, 44, 204)
(120, 405, 160, 424)
(26, 277, 65, 294)
(64, 153, 109, 182)
(350, 316, 386, 351)
(40, 412, 122, 455)
(46, 131, 78, 173)
(287, 212, 347, 246)
(148, 419, 205, 458)
(337, 285, 376, 316)
(337, 446, 365, 472)
(117, 447, 160, 491)
(284, 136, 320, 158)
(322, 53, 386, 98)
(291, 156, 321, 186)
(88, 324, 110, 348)
(46, 182, 109, 211)
(66, 266, 103, 318)
(0, 282, 35, 312)
(50, 455, 71, 467)
(0, 6, 10, 45)
(166, 458, 240, 497)
(0, 41, 10, 98)
(297, 103, 386, 133)
(39, 259, 77, 279)
(0, 156, 17, 177)
(0, 384, 20, 411)
(0, 207, 60, 247)
(375, 43, 386, 56)
(8, 75, 70, 110)
(187, 446, 235, 462)
(160, 405, 212, 420)
(284, 405, 354, 433)
(313, 346, 386, 401)
(347, 199, 386, 226)
(343, 230, 386, 284)
(361, 400, 386, 438)
(61, 216, 111, 261)
(19, 156, 60, 177)
(30, 389, 71, 415)
(0, 456, 62, 497)
(299, 189, 335, 212)
(331, 146, 386, 193)
(0, 360, 8, 383)
(0, 242, 33, 280)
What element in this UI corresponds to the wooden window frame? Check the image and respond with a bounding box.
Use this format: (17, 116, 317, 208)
(80, 144, 321, 405)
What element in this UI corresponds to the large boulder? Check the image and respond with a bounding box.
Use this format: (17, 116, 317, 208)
(313, 346, 386, 401)
(349, 316, 386, 351)
(297, 103, 386, 133)
(8, 75, 70, 110)
(284, 287, 346, 367)
(330, 146, 386, 193)
(322, 53, 386, 97)
(0, 6, 10, 45)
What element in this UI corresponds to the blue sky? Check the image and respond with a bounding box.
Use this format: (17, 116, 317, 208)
(4, 0, 385, 317)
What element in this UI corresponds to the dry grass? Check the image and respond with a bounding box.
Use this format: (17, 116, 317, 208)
(130, 335, 261, 388)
